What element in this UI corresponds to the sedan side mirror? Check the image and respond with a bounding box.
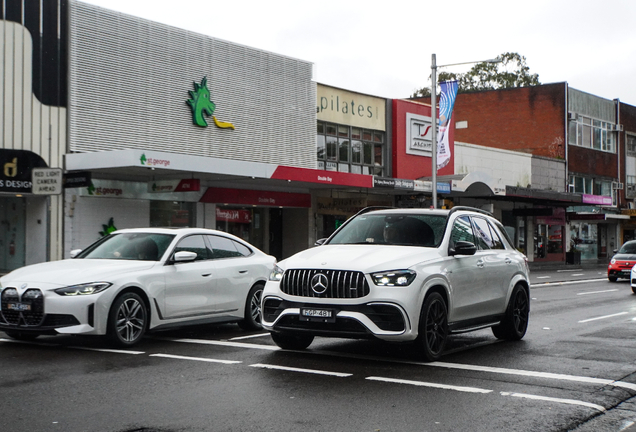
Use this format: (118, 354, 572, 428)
(173, 251, 198, 262)
(450, 241, 477, 256)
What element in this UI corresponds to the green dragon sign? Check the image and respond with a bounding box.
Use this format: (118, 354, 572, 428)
(186, 77, 235, 129)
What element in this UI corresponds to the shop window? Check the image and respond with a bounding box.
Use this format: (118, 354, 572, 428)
(316, 122, 385, 176)
(150, 201, 195, 227)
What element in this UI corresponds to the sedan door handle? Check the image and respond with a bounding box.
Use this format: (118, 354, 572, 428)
(239, 270, 248, 274)
(202, 273, 212, 277)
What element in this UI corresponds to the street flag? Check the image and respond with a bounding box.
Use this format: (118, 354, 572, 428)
(437, 80, 458, 170)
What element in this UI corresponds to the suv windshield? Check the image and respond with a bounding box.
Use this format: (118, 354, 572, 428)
(76, 233, 176, 261)
(328, 214, 445, 247)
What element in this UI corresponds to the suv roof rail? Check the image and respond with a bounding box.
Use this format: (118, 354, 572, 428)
(353, 206, 396, 217)
(448, 206, 493, 217)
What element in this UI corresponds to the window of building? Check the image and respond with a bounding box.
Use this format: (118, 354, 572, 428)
(568, 114, 616, 153)
(317, 121, 385, 176)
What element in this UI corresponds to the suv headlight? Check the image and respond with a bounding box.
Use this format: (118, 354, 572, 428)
(269, 265, 284, 282)
(371, 270, 416, 287)
(55, 282, 112, 296)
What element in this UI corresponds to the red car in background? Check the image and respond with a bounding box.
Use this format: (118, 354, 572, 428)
(608, 240, 636, 282)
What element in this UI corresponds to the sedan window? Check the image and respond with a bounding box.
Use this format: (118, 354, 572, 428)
(207, 235, 245, 259)
(174, 235, 211, 261)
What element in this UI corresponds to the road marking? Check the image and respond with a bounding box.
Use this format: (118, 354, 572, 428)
(500, 392, 605, 412)
(159, 337, 281, 351)
(579, 312, 628, 323)
(250, 363, 352, 377)
(536, 276, 551, 279)
(557, 269, 582, 272)
(577, 289, 619, 296)
(150, 353, 241, 364)
(229, 333, 271, 341)
(367, 376, 492, 394)
(0, 338, 59, 346)
(531, 278, 606, 288)
(571, 273, 584, 276)
(429, 361, 636, 391)
(69, 346, 145, 355)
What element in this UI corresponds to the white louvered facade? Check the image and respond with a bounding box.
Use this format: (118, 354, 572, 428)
(68, 1, 316, 168)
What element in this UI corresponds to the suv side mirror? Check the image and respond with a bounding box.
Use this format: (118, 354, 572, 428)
(315, 238, 328, 246)
(450, 241, 477, 256)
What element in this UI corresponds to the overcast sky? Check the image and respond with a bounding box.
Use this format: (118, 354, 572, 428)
(81, 0, 636, 106)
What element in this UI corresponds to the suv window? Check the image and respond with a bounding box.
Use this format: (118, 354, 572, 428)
(487, 221, 505, 250)
(472, 217, 493, 250)
(450, 216, 475, 246)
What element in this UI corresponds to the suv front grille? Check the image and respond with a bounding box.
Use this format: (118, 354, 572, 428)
(281, 269, 370, 298)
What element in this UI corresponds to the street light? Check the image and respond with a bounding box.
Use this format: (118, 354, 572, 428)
(430, 54, 501, 208)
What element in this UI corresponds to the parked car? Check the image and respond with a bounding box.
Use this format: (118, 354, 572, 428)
(608, 240, 636, 282)
(0, 228, 275, 346)
(262, 206, 530, 361)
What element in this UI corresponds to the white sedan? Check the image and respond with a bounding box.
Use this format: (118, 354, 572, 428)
(0, 228, 276, 346)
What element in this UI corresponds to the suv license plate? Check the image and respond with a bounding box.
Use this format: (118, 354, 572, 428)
(7, 302, 31, 311)
(300, 308, 336, 323)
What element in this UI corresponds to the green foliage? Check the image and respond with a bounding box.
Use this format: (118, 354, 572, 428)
(411, 52, 540, 98)
(99, 217, 117, 237)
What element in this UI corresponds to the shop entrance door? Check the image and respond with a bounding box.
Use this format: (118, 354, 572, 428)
(0, 197, 26, 273)
(269, 209, 283, 260)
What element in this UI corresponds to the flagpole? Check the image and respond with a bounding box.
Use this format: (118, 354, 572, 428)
(431, 54, 437, 209)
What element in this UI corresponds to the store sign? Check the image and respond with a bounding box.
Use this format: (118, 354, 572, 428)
(271, 166, 374, 189)
(31, 168, 63, 195)
(200, 187, 311, 208)
(186, 77, 235, 129)
(316, 84, 386, 131)
(148, 179, 200, 193)
(64, 171, 92, 188)
(406, 112, 434, 157)
(582, 194, 612, 206)
(373, 177, 415, 190)
(216, 208, 252, 223)
(0, 149, 47, 193)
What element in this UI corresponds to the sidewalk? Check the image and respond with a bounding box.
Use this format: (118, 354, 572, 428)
(528, 259, 609, 273)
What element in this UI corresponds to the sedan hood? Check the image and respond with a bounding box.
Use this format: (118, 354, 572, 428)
(279, 244, 441, 273)
(1, 259, 157, 288)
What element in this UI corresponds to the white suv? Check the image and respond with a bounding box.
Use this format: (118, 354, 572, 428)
(262, 207, 530, 361)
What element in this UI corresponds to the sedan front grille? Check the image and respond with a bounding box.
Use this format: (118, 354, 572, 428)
(281, 269, 370, 298)
(1, 288, 45, 326)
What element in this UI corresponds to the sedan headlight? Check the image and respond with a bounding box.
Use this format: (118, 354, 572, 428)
(54, 282, 112, 296)
(269, 265, 284, 282)
(371, 270, 416, 287)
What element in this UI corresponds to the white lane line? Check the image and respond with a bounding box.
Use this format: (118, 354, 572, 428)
(579, 312, 628, 323)
(430, 361, 636, 392)
(69, 346, 145, 355)
(536, 276, 551, 279)
(557, 269, 582, 272)
(161, 338, 280, 351)
(250, 363, 352, 377)
(155, 337, 636, 391)
(571, 274, 584, 276)
(501, 392, 605, 412)
(531, 278, 607, 288)
(150, 353, 241, 364)
(577, 289, 619, 296)
(0, 338, 59, 346)
(367, 376, 492, 394)
(229, 333, 271, 341)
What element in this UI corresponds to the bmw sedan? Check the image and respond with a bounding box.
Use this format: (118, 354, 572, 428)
(0, 228, 276, 346)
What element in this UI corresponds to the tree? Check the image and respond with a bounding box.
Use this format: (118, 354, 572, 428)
(411, 52, 540, 98)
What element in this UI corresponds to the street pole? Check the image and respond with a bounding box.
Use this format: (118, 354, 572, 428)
(431, 54, 437, 209)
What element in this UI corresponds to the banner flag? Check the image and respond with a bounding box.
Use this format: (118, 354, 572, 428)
(436, 80, 458, 170)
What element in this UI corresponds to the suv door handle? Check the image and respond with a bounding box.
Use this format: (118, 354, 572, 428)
(505, 258, 512, 264)
(476, 260, 485, 268)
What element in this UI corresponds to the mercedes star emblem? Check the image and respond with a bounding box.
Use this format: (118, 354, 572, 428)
(310, 273, 329, 294)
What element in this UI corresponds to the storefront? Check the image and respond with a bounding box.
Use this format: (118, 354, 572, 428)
(567, 209, 627, 261)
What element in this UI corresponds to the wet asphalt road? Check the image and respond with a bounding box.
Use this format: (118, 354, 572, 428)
(2, 266, 636, 432)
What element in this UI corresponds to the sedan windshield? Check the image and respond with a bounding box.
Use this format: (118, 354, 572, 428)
(328, 214, 446, 247)
(76, 233, 176, 261)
